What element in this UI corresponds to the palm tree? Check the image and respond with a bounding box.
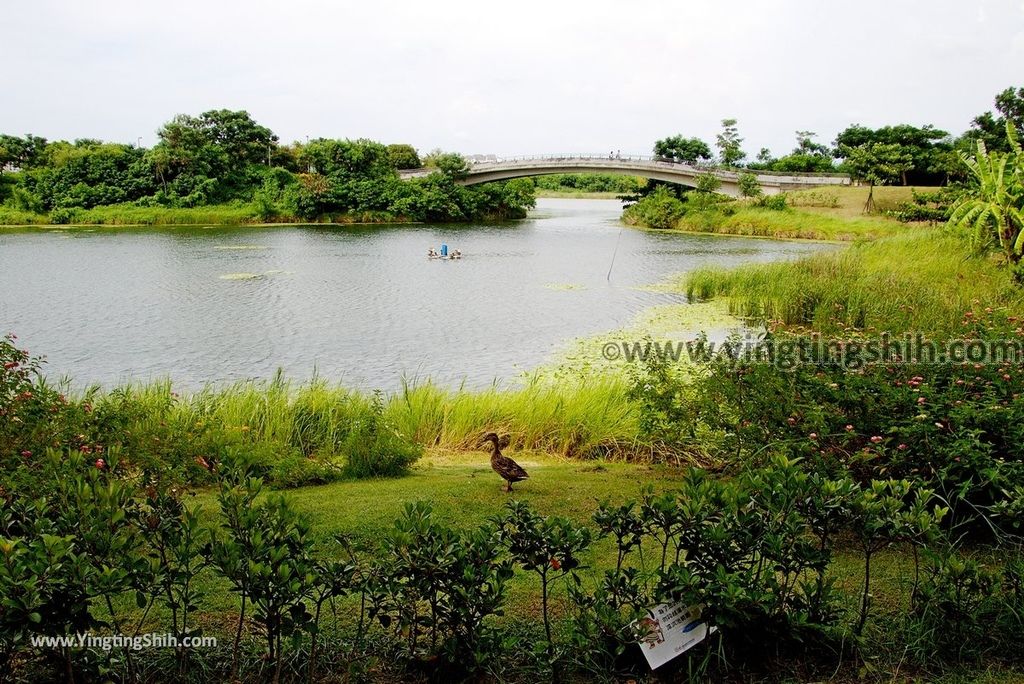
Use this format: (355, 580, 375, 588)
(949, 123, 1024, 263)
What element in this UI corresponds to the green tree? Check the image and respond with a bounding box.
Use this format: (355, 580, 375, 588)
(737, 171, 762, 198)
(152, 109, 278, 203)
(18, 141, 154, 209)
(695, 170, 723, 193)
(965, 86, 1024, 153)
(716, 118, 746, 167)
(840, 141, 913, 212)
(0, 134, 47, 172)
(834, 123, 950, 185)
(794, 130, 830, 156)
(386, 144, 421, 170)
(653, 135, 712, 164)
(949, 123, 1023, 263)
(763, 131, 836, 173)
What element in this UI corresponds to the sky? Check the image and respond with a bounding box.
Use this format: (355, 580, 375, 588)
(3, 0, 1023, 158)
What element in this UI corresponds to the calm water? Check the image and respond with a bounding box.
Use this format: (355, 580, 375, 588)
(0, 198, 827, 390)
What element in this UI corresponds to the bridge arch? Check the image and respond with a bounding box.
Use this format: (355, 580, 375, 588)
(399, 154, 850, 197)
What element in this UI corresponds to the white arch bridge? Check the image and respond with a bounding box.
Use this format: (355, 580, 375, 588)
(399, 154, 850, 197)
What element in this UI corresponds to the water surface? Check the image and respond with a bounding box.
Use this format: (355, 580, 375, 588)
(0, 198, 828, 390)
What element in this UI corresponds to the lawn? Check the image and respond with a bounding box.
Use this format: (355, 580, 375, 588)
(173, 449, 965, 653)
(174, 450, 684, 622)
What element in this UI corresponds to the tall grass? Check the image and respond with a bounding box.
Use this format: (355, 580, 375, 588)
(90, 374, 643, 469)
(387, 377, 641, 457)
(0, 206, 48, 225)
(685, 229, 1024, 335)
(72, 204, 261, 225)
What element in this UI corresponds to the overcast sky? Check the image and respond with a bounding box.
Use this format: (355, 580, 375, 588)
(4, 0, 1023, 157)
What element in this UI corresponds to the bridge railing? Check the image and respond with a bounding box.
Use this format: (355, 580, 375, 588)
(464, 153, 850, 178)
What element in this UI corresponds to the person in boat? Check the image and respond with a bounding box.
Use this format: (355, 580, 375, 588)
(428, 248, 438, 258)
(450, 249, 462, 259)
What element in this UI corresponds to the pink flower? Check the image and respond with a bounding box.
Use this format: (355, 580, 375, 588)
(95, 458, 106, 470)
(845, 424, 854, 431)
(917, 397, 926, 405)
(809, 433, 818, 440)
(870, 436, 882, 444)
(20, 450, 31, 458)
(897, 444, 908, 450)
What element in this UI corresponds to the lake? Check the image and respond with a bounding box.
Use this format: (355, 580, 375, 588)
(0, 198, 828, 390)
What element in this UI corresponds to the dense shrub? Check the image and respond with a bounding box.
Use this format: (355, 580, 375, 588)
(621, 185, 685, 229)
(626, 319, 1024, 536)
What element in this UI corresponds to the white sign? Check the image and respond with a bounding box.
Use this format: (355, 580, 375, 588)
(634, 602, 715, 670)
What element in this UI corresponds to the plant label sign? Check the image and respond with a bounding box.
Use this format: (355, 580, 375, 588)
(634, 602, 714, 670)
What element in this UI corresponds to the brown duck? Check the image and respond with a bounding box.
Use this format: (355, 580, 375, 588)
(480, 432, 528, 492)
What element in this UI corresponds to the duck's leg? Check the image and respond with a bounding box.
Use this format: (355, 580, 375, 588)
(505, 480, 513, 493)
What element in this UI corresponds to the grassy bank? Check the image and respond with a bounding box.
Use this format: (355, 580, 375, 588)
(0, 202, 411, 227)
(73, 374, 646, 488)
(624, 185, 929, 242)
(673, 205, 905, 241)
(684, 229, 1024, 335)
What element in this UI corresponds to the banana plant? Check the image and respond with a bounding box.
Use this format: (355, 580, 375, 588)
(950, 122, 1024, 262)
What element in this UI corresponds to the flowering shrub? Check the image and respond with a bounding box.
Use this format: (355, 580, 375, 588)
(629, 308, 1024, 536)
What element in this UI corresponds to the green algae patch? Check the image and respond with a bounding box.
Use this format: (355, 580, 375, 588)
(533, 299, 751, 382)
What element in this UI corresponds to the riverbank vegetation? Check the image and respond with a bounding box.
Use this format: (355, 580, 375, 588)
(3, 319, 1024, 681)
(0, 110, 535, 226)
(623, 184, 910, 240)
(532, 173, 642, 197)
(3, 88, 1024, 683)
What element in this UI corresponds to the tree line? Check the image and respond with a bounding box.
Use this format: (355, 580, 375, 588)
(0, 110, 534, 223)
(653, 85, 1024, 187)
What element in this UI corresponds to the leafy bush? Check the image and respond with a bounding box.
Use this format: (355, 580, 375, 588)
(621, 185, 685, 229)
(370, 502, 512, 671)
(753, 193, 788, 210)
(341, 392, 422, 478)
(498, 500, 594, 661)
